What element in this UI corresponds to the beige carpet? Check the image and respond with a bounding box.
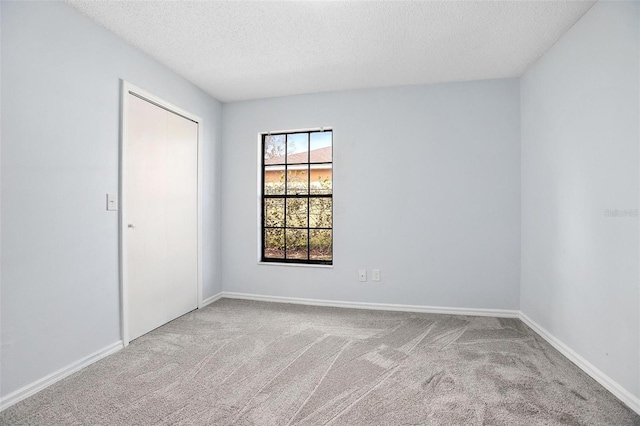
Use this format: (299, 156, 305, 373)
(2, 299, 639, 425)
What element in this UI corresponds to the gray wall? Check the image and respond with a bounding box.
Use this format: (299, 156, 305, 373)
(0, 1, 222, 398)
(521, 1, 639, 398)
(221, 79, 521, 310)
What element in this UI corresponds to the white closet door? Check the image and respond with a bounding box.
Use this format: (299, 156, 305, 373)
(125, 93, 198, 341)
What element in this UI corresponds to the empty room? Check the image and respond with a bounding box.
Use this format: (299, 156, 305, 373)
(1, 0, 639, 424)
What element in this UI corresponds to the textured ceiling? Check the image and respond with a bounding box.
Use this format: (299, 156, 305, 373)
(66, 1, 596, 102)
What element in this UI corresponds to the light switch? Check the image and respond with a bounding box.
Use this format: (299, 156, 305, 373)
(106, 193, 118, 211)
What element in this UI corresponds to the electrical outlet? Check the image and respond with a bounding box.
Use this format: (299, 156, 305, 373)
(358, 269, 367, 282)
(372, 269, 381, 281)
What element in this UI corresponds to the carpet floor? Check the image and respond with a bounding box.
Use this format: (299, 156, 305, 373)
(2, 299, 639, 425)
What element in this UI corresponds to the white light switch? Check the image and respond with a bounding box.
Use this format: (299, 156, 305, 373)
(106, 193, 118, 211)
(372, 269, 381, 282)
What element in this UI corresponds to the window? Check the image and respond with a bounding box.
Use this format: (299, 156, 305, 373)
(261, 130, 333, 265)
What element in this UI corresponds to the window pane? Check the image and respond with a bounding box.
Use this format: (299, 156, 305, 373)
(264, 166, 285, 195)
(309, 198, 332, 228)
(310, 167, 332, 195)
(264, 198, 284, 228)
(262, 129, 332, 264)
(286, 167, 308, 195)
(286, 198, 308, 227)
(265, 228, 284, 259)
(264, 134, 286, 165)
(286, 229, 308, 260)
(310, 230, 332, 261)
(310, 131, 332, 164)
(286, 133, 309, 164)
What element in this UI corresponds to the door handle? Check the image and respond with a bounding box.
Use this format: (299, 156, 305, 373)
(128, 223, 135, 229)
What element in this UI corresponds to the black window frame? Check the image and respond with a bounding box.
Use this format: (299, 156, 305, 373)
(261, 129, 333, 265)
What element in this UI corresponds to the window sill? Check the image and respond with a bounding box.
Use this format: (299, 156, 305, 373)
(258, 261, 333, 269)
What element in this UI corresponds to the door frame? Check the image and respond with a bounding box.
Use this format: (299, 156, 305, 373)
(119, 80, 204, 346)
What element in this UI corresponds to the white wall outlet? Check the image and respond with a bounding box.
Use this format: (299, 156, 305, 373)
(106, 193, 118, 211)
(358, 269, 367, 282)
(372, 269, 381, 281)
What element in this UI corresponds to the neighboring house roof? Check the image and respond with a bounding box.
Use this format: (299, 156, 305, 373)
(265, 146, 332, 165)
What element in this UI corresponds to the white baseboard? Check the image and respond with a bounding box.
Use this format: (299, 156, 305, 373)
(201, 292, 223, 308)
(519, 312, 640, 415)
(0, 341, 123, 412)
(221, 291, 520, 318)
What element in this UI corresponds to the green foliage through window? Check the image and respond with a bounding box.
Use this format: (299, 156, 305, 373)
(262, 130, 332, 264)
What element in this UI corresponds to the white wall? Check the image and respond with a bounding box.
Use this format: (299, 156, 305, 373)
(0, 1, 222, 398)
(221, 79, 521, 310)
(521, 0, 639, 400)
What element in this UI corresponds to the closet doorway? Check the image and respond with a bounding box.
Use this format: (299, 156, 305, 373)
(120, 82, 201, 344)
